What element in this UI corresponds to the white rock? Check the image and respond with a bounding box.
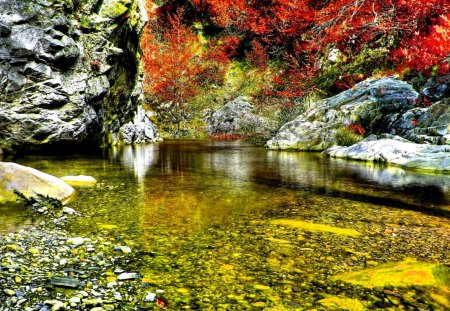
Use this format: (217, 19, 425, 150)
(66, 237, 85, 247)
(325, 138, 450, 172)
(118, 272, 138, 280)
(144, 292, 156, 302)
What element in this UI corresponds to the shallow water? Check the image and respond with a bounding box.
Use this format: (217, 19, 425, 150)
(2, 140, 450, 310)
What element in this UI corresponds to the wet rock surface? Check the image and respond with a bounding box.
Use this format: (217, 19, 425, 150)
(325, 136, 450, 172)
(0, 0, 159, 152)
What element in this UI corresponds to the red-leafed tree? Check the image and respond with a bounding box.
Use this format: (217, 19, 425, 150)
(141, 6, 228, 131)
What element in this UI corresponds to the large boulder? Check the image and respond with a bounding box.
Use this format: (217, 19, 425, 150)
(324, 137, 450, 172)
(0, 0, 159, 153)
(266, 77, 418, 150)
(207, 97, 276, 138)
(0, 162, 75, 203)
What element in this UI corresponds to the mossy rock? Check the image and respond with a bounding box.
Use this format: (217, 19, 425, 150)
(101, 0, 131, 19)
(269, 219, 361, 237)
(332, 259, 450, 288)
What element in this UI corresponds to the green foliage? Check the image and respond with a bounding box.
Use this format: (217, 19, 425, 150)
(335, 127, 364, 147)
(14, 190, 63, 209)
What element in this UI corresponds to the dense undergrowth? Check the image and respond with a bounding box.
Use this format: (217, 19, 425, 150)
(140, 0, 450, 138)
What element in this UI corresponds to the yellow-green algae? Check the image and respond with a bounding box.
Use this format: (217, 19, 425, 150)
(332, 258, 450, 288)
(269, 219, 361, 237)
(318, 295, 366, 311)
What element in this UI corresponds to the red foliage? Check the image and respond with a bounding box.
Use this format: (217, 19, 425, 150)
(348, 124, 365, 135)
(143, 0, 450, 107)
(208, 133, 243, 141)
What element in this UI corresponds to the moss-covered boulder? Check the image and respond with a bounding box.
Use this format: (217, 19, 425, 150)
(0, 162, 75, 204)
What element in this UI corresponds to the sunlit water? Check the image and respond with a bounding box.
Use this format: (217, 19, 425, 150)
(1, 140, 450, 310)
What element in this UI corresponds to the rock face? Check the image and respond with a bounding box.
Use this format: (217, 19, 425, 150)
(0, 162, 75, 203)
(207, 97, 276, 137)
(267, 77, 419, 150)
(0, 0, 159, 153)
(325, 137, 450, 172)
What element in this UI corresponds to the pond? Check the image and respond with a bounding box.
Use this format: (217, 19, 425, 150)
(1, 140, 450, 310)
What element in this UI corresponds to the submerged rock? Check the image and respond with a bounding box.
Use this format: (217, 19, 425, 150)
(61, 175, 97, 186)
(267, 77, 418, 150)
(0, 162, 75, 203)
(331, 259, 450, 288)
(269, 219, 361, 237)
(324, 137, 450, 172)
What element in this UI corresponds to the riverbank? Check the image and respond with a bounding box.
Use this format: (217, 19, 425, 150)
(0, 207, 164, 311)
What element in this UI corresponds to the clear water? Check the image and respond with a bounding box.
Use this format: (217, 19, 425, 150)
(1, 140, 450, 310)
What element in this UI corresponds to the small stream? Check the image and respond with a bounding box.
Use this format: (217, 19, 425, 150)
(1, 140, 449, 310)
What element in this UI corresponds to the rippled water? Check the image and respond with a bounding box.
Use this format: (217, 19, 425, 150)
(2, 140, 450, 310)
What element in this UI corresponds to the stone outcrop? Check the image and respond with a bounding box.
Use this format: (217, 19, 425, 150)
(0, 0, 159, 153)
(324, 137, 450, 172)
(267, 77, 419, 150)
(0, 162, 75, 203)
(207, 97, 276, 138)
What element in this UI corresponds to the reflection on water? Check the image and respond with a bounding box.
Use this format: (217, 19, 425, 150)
(1, 140, 450, 309)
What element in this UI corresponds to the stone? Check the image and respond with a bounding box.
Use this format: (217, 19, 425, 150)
(267, 77, 418, 150)
(49, 276, 82, 289)
(117, 272, 138, 280)
(0, 162, 75, 204)
(0, 0, 160, 152)
(144, 292, 156, 302)
(119, 106, 161, 144)
(324, 137, 450, 172)
(114, 245, 132, 253)
(4, 289, 15, 296)
(332, 259, 450, 288)
(66, 237, 85, 247)
(207, 96, 276, 137)
(270, 219, 361, 237)
(0, 22, 11, 37)
(61, 175, 97, 186)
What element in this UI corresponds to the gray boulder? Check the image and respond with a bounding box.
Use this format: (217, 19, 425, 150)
(324, 137, 450, 172)
(267, 77, 419, 150)
(0, 0, 159, 153)
(207, 97, 276, 138)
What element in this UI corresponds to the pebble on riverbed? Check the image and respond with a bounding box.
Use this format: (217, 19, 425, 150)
(0, 225, 162, 311)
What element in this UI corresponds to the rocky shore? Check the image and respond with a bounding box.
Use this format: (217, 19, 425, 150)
(267, 77, 450, 171)
(0, 202, 163, 311)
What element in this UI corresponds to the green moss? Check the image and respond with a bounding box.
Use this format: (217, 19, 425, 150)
(102, 0, 130, 19)
(318, 296, 366, 311)
(269, 219, 361, 237)
(335, 127, 364, 146)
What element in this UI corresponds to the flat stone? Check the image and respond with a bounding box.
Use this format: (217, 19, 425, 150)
(61, 175, 97, 186)
(66, 237, 85, 246)
(117, 272, 138, 280)
(49, 276, 82, 289)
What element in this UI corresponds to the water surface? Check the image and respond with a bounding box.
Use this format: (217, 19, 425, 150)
(2, 140, 450, 310)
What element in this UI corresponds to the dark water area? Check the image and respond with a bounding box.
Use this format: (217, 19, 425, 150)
(1, 140, 449, 310)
